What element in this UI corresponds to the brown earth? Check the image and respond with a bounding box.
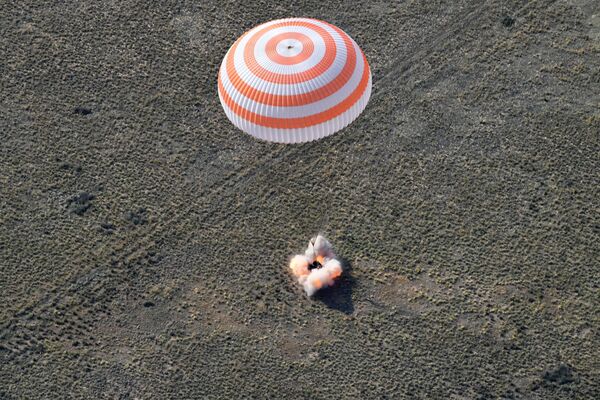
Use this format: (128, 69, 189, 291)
(1, 0, 599, 398)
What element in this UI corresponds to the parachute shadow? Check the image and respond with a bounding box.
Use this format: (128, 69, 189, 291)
(313, 257, 355, 315)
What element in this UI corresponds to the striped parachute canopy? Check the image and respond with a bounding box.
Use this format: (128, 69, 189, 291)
(218, 18, 372, 143)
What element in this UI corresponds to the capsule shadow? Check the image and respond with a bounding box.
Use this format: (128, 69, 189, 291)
(313, 257, 355, 315)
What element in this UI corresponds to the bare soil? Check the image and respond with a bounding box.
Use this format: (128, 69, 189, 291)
(1, 0, 599, 398)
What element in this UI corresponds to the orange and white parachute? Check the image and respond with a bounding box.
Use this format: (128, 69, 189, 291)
(218, 18, 372, 143)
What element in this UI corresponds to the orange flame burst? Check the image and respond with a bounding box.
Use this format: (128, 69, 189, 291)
(289, 235, 343, 296)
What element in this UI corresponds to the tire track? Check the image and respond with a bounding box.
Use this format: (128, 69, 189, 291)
(0, 0, 559, 360)
(0, 2, 505, 346)
(372, 0, 558, 101)
(1, 1, 494, 335)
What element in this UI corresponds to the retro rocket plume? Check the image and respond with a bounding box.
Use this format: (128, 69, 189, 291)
(290, 235, 343, 296)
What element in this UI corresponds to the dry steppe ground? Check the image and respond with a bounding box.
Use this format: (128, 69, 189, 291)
(1, 0, 599, 399)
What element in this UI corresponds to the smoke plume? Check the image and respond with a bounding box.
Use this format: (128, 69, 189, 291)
(289, 235, 343, 296)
